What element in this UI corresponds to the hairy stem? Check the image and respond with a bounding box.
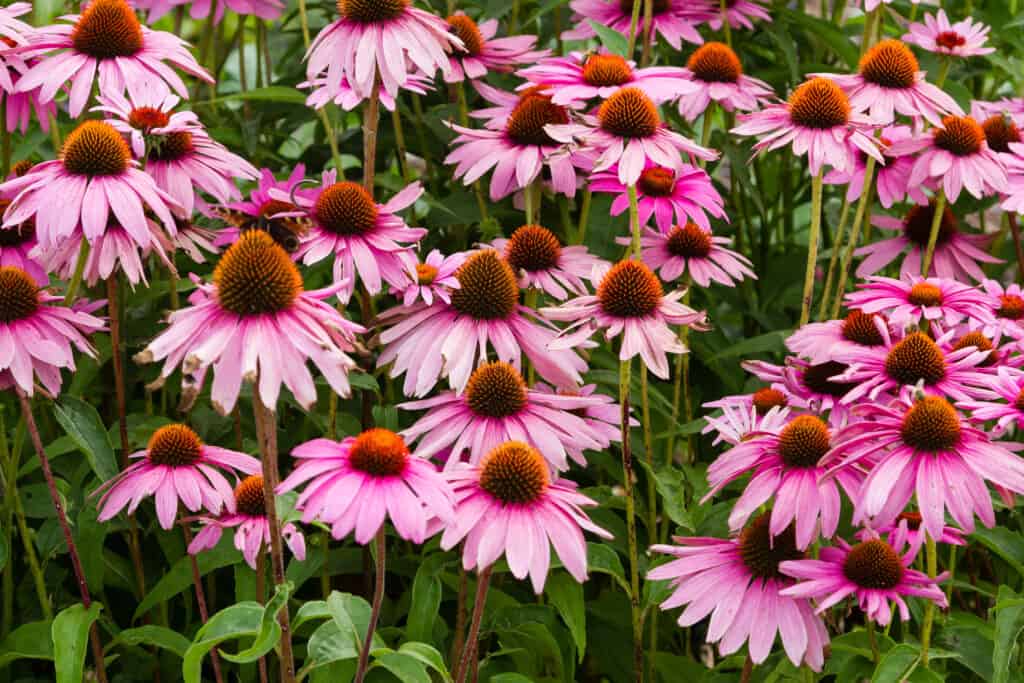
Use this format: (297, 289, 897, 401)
(454, 566, 493, 683)
(354, 529, 386, 683)
(799, 171, 824, 326)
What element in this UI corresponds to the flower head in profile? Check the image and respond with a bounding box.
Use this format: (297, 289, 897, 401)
(786, 309, 888, 365)
(814, 39, 962, 126)
(958, 366, 1024, 436)
(708, 0, 771, 31)
(135, 231, 365, 415)
(303, 70, 434, 112)
(824, 125, 926, 208)
(676, 42, 774, 122)
(844, 275, 994, 328)
(561, 0, 710, 50)
(547, 87, 717, 185)
(543, 259, 709, 379)
(445, 86, 578, 200)
(887, 115, 1006, 202)
(17, 0, 212, 118)
(780, 528, 947, 627)
(159, 0, 285, 23)
(856, 512, 967, 555)
(492, 224, 604, 300)
(95, 424, 260, 529)
(621, 224, 755, 287)
(742, 358, 861, 425)
(305, 0, 462, 102)
(969, 279, 1024, 345)
(733, 77, 882, 176)
(276, 428, 454, 544)
(0, 5, 57, 136)
(440, 441, 611, 593)
(0, 196, 44, 284)
(589, 162, 725, 232)
(281, 170, 425, 304)
(399, 361, 619, 471)
(857, 201, 1001, 281)
(188, 474, 305, 570)
(903, 10, 994, 58)
(444, 12, 547, 83)
(702, 392, 791, 446)
(826, 393, 1024, 538)
(392, 249, 465, 307)
(0, 265, 104, 396)
(517, 51, 694, 106)
(377, 249, 588, 396)
(649, 515, 828, 670)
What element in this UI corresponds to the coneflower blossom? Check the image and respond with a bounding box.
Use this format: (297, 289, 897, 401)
(547, 87, 717, 185)
(903, 10, 995, 59)
(826, 393, 1024, 538)
(0, 3, 56, 136)
(135, 231, 365, 415)
(302, 71, 434, 112)
(824, 125, 925, 208)
(276, 428, 454, 544)
(786, 309, 888, 365)
(619, 224, 755, 287)
(589, 162, 725, 232)
(188, 474, 305, 570)
(95, 424, 260, 529)
(0, 197, 44, 284)
(561, 0, 709, 50)
(708, 0, 771, 31)
(377, 249, 587, 396)
(958, 366, 1024, 436)
(399, 361, 618, 470)
(649, 515, 828, 670)
(440, 441, 611, 592)
(444, 13, 547, 83)
(970, 279, 1024, 344)
(733, 77, 882, 176)
(163, 0, 285, 23)
(675, 42, 773, 122)
(305, 0, 462, 101)
(17, 0, 212, 118)
(702, 394, 790, 446)
(544, 259, 709, 379)
(391, 249, 464, 307)
(780, 528, 947, 627)
(492, 224, 604, 300)
(844, 275, 995, 328)
(742, 358, 861, 424)
(517, 51, 694, 106)
(215, 163, 307, 246)
(0, 265, 104, 396)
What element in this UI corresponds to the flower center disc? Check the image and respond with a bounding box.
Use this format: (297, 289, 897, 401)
(447, 15, 484, 56)
(313, 181, 379, 236)
(687, 42, 742, 83)
(843, 539, 904, 589)
(618, 0, 669, 15)
(935, 31, 966, 50)
(597, 259, 663, 318)
(903, 202, 957, 247)
(982, 115, 1020, 153)
(479, 441, 548, 505)
(505, 93, 568, 147)
(900, 395, 962, 452)
(234, 475, 267, 517)
(666, 223, 712, 259)
(636, 166, 675, 197)
(801, 361, 857, 398)
(934, 115, 985, 156)
(777, 415, 831, 468)
(898, 511, 923, 530)
(71, 0, 143, 59)
(884, 332, 946, 387)
(598, 88, 660, 139)
(859, 39, 918, 89)
(787, 78, 850, 130)
(953, 331, 996, 366)
(582, 54, 633, 87)
(738, 514, 804, 580)
(505, 224, 562, 272)
(908, 282, 943, 307)
(337, 0, 409, 23)
(752, 387, 787, 415)
(416, 263, 438, 285)
(149, 131, 195, 163)
(62, 120, 131, 177)
(348, 428, 409, 476)
(998, 294, 1024, 320)
(450, 250, 519, 320)
(842, 310, 885, 346)
(147, 424, 203, 467)
(0, 267, 39, 323)
(214, 231, 303, 316)
(11, 160, 33, 177)
(466, 361, 528, 418)
(128, 107, 171, 132)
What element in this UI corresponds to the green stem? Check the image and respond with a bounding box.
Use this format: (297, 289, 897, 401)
(920, 190, 947, 277)
(935, 58, 951, 88)
(817, 197, 851, 320)
(799, 171, 824, 327)
(575, 189, 592, 245)
(1, 99, 9, 177)
(867, 620, 880, 665)
(391, 102, 412, 184)
(410, 95, 432, 177)
(628, 185, 641, 255)
(296, 0, 342, 171)
(640, 367, 655, 536)
(363, 79, 382, 193)
(625, 0, 643, 58)
(455, 82, 489, 224)
(454, 566, 493, 683)
(945, 544, 956, 604)
(718, 0, 733, 47)
(699, 104, 714, 169)
(353, 529, 386, 683)
(63, 240, 91, 305)
(830, 156, 876, 319)
(619, 357, 643, 683)
(920, 535, 938, 667)
(524, 179, 538, 225)
(640, 0, 654, 66)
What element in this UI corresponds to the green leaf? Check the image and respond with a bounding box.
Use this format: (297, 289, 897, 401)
(780, 8, 859, 69)
(489, 675, 535, 683)
(407, 555, 444, 643)
(871, 643, 920, 683)
(220, 581, 292, 664)
(372, 650, 431, 683)
(974, 527, 1024, 577)
(109, 626, 191, 659)
(134, 535, 242, 619)
(53, 397, 118, 482)
(0, 620, 54, 668)
(306, 620, 359, 668)
(587, 543, 630, 594)
(205, 86, 307, 105)
(52, 602, 103, 683)
(649, 464, 694, 531)
(586, 20, 628, 57)
(993, 585, 1024, 683)
(182, 603, 263, 683)
(0, 532, 7, 572)
(707, 330, 790, 362)
(396, 642, 450, 678)
(546, 573, 586, 662)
